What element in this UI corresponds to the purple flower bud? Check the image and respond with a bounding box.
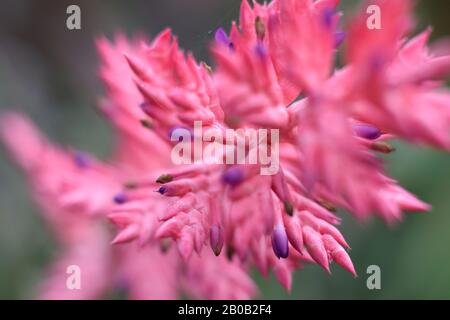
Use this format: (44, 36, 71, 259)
(73, 151, 91, 169)
(321, 7, 335, 29)
(139, 101, 150, 109)
(113, 192, 127, 204)
(157, 186, 167, 195)
(334, 31, 346, 48)
(272, 224, 289, 259)
(215, 28, 230, 46)
(254, 43, 268, 59)
(222, 167, 245, 187)
(352, 124, 381, 140)
(210, 225, 224, 256)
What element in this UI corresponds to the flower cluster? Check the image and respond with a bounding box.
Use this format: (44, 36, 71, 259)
(2, 0, 450, 299)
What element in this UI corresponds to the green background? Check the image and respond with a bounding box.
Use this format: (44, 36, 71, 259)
(0, 0, 449, 299)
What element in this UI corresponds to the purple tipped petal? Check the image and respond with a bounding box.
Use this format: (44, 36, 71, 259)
(73, 151, 91, 169)
(352, 124, 382, 140)
(321, 7, 335, 28)
(254, 43, 268, 59)
(139, 101, 150, 109)
(113, 192, 127, 204)
(157, 186, 167, 195)
(210, 225, 224, 256)
(215, 28, 230, 46)
(334, 31, 346, 48)
(222, 167, 245, 187)
(272, 224, 289, 259)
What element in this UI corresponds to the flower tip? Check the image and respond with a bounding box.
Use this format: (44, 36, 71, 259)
(370, 141, 396, 153)
(339, 258, 357, 277)
(255, 16, 266, 41)
(316, 199, 337, 212)
(226, 246, 235, 261)
(156, 174, 173, 184)
(321, 7, 336, 28)
(73, 151, 91, 169)
(157, 186, 167, 195)
(140, 119, 153, 129)
(113, 192, 127, 205)
(215, 27, 230, 46)
(272, 224, 289, 259)
(222, 167, 245, 187)
(139, 101, 149, 109)
(123, 53, 149, 81)
(210, 225, 224, 256)
(160, 238, 172, 253)
(254, 43, 268, 59)
(283, 200, 294, 216)
(334, 31, 346, 48)
(201, 61, 213, 74)
(352, 124, 381, 140)
(124, 181, 137, 189)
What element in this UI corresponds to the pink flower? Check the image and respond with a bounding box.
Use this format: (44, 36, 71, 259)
(0, 109, 253, 299)
(2, 0, 450, 298)
(0, 113, 114, 299)
(135, 0, 446, 287)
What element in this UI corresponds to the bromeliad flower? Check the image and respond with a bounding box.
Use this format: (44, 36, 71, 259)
(2, 0, 450, 298)
(0, 112, 256, 300)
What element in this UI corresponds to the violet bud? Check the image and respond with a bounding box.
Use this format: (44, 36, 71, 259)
(272, 224, 289, 259)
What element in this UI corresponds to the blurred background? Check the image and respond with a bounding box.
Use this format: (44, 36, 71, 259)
(0, 0, 450, 299)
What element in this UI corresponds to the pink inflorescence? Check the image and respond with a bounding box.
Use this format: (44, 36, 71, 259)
(2, 0, 450, 299)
